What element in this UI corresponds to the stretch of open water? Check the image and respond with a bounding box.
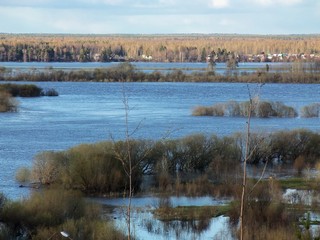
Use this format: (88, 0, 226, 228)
(0, 62, 319, 200)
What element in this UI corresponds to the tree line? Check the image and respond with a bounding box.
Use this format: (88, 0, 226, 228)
(1, 34, 320, 62)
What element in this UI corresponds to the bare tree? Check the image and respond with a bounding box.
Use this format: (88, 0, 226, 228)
(112, 84, 140, 240)
(113, 83, 170, 240)
(239, 83, 265, 240)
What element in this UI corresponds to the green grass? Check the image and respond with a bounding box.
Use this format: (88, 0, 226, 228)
(153, 205, 230, 221)
(278, 177, 318, 190)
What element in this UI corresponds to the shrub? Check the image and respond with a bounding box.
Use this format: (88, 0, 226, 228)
(293, 155, 306, 175)
(225, 100, 240, 116)
(177, 134, 215, 172)
(192, 105, 214, 116)
(18, 84, 42, 97)
(193, 100, 297, 118)
(15, 167, 31, 183)
(31, 151, 62, 185)
(271, 101, 298, 117)
(270, 129, 320, 164)
(0, 91, 18, 112)
(1, 189, 85, 236)
(0, 189, 125, 239)
(0, 83, 42, 97)
(256, 101, 275, 118)
(66, 142, 127, 193)
(25, 130, 320, 196)
(301, 103, 320, 118)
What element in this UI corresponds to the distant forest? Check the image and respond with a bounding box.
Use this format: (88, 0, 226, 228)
(1, 34, 320, 63)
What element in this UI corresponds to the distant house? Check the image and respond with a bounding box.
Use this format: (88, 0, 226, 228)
(93, 53, 101, 61)
(141, 54, 153, 60)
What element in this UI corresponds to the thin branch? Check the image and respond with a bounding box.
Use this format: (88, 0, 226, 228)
(248, 159, 269, 197)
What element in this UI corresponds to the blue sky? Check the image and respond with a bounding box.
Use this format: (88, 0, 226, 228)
(0, 0, 319, 34)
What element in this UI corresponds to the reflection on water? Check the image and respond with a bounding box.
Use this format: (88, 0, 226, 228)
(95, 195, 232, 239)
(91, 195, 228, 208)
(109, 207, 233, 240)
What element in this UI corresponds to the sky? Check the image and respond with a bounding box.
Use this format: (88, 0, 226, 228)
(0, 0, 319, 35)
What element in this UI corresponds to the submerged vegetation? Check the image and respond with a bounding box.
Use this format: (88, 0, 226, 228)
(11, 128, 320, 239)
(16, 129, 320, 196)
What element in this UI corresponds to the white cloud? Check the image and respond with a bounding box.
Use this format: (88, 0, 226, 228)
(251, 0, 303, 6)
(209, 0, 230, 8)
(0, 0, 318, 34)
(88, 0, 124, 5)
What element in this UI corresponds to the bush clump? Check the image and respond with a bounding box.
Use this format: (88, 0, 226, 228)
(0, 189, 125, 239)
(301, 103, 320, 118)
(192, 100, 298, 118)
(0, 91, 18, 112)
(0, 83, 43, 97)
(15, 167, 31, 183)
(20, 130, 320, 196)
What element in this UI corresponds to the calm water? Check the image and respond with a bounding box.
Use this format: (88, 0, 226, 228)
(0, 80, 319, 200)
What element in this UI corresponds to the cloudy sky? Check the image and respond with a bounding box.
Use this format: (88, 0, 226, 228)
(0, 0, 319, 34)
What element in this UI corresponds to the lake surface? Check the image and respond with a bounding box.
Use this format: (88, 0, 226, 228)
(0, 62, 319, 200)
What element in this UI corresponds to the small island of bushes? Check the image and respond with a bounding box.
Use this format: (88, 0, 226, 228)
(192, 100, 320, 118)
(0, 83, 58, 113)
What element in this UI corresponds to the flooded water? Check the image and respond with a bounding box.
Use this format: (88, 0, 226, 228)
(0, 80, 319, 200)
(92, 195, 232, 240)
(0, 62, 318, 239)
